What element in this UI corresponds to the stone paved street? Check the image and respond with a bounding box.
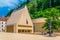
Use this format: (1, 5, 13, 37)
(0, 32, 60, 40)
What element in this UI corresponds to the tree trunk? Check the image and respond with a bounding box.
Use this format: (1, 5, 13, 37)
(48, 19, 53, 37)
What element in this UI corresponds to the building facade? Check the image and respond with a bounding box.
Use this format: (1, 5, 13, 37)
(6, 6, 33, 33)
(0, 21, 6, 32)
(32, 18, 46, 33)
(0, 17, 9, 32)
(6, 6, 60, 33)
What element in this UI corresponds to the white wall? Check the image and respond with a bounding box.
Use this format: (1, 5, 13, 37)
(0, 21, 6, 32)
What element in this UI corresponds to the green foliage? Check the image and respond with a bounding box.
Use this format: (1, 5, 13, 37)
(30, 7, 60, 30)
(43, 19, 60, 30)
(41, 8, 60, 30)
(6, 0, 60, 17)
(5, 9, 14, 17)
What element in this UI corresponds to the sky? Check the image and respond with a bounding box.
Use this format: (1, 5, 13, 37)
(0, 0, 26, 18)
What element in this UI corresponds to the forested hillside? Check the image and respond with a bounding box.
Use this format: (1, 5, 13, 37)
(6, 0, 60, 19)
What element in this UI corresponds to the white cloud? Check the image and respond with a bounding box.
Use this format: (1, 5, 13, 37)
(0, 0, 19, 8)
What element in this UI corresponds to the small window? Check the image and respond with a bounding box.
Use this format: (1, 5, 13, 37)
(2, 22, 3, 24)
(22, 30, 24, 32)
(28, 30, 30, 32)
(2, 29, 3, 30)
(26, 19, 28, 24)
(18, 30, 21, 33)
(2, 25, 3, 27)
(25, 30, 27, 32)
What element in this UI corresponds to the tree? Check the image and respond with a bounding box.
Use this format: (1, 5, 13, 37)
(6, 0, 60, 17)
(34, 8, 60, 36)
(5, 9, 14, 17)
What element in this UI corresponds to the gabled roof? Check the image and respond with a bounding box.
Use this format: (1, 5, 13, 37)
(32, 18, 46, 23)
(0, 17, 9, 21)
(7, 6, 33, 26)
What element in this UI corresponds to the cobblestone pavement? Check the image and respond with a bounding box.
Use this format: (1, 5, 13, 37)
(0, 32, 60, 40)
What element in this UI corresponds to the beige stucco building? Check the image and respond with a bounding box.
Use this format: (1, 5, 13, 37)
(32, 18, 60, 33)
(6, 6, 60, 33)
(32, 18, 46, 33)
(6, 6, 33, 33)
(6, 6, 48, 33)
